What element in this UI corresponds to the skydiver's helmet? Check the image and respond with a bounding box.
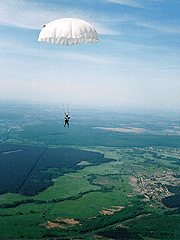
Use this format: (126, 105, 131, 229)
(66, 115, 68, 117)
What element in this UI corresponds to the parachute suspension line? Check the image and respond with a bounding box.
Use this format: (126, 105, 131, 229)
(54, 44, 63, 104)
(130, 68, 132, 81)
(63, 101, 72, 116)
(62, 56, 70, 116)
(52, 46, 60, 86)
(51, 43, 69, 115)
(63, 103, 66, 116)
(60, 45, 74, 118)
(68, 105, 72, 115)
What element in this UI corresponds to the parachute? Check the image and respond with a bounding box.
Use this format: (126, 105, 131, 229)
(38, 18, 98, 46)
(38, 18, 98, 127)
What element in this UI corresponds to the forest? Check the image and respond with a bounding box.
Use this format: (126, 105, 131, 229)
(0, 144, 113, 196)
(162, 195, 180, 208)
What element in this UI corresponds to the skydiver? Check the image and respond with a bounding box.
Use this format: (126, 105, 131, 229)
(64, 114, 70, 128)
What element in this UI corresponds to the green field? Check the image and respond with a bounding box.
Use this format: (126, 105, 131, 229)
(34, 173, 101, 201)
(0, 145, 180, 239)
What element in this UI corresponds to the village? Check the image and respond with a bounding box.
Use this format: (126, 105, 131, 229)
(133, 171, 180, 205)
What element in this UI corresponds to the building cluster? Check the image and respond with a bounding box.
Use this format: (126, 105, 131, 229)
(134, 171, 180, 205)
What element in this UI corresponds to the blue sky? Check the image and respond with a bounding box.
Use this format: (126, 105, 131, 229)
(1, 0, 180, 109)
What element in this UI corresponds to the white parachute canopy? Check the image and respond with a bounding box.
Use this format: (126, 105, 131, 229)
(38, 18, 98, 46)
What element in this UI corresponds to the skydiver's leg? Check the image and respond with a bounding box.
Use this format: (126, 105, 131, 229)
(64, 120, 69, 127)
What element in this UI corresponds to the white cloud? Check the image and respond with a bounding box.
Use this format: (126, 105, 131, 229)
(102, 13, 180, 35)
(95, 24, 121, 35)
(135, 21, 180, 34)
(105, 0, 145, 8)
(1, 0, 178, 37)
(0, 0, 64, 29)
(0, 41, 119, 65)
(0, 0, 118, 36)
(105, 0, 164, 8)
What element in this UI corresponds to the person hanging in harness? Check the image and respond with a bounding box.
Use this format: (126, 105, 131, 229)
(64, 113, 70, 128)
